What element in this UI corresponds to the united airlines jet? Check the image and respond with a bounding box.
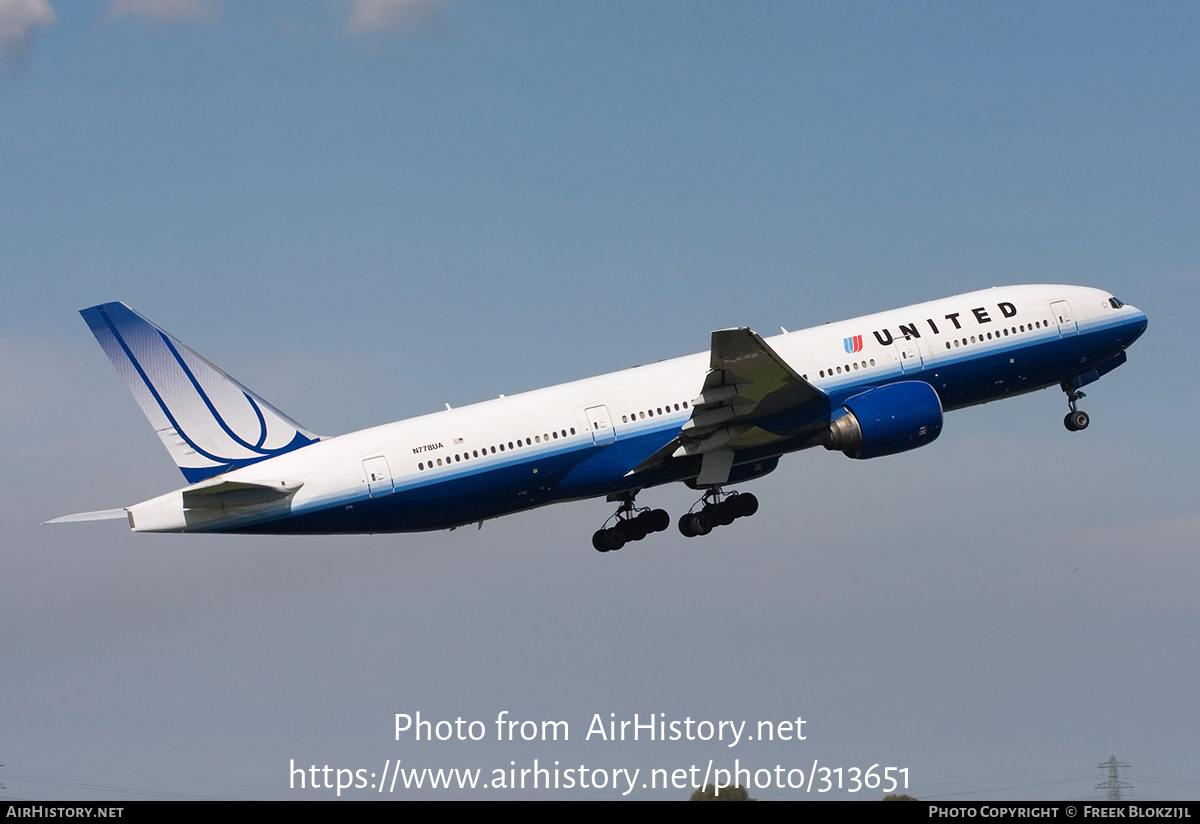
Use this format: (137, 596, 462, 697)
(48, 285, 1146, 551)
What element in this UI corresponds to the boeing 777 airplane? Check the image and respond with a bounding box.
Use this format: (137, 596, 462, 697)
(49, 285, 1146, 551)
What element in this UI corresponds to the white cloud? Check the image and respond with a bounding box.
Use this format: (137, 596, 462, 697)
(0, 0, 55, 74)
(107, 0, 218, 24)
(335, 0, 445, 36)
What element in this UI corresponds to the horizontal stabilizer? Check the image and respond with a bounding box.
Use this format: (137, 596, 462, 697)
(80, 302, 322, 483)
(43, 508, 129, 525)
(182, 479, 304, 509)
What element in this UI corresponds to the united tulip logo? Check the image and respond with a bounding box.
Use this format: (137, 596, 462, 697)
(843, 335, 863, 354)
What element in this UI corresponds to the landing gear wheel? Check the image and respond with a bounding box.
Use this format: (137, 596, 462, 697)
(732, 492, 759, 518)
(1061, 383, 1089, 433)
(592, 527, 627, 552)
(649, 508, 671, 533)
(709, 501, 736, 526)
(679, 512, 715, 537)
(620, 517, 648, 542)
(1064, 410, 1090, 432)
(592, 529, 610, 552)
(688, 511, 713, 536)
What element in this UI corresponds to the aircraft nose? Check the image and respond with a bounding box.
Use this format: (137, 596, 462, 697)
(1121, 308, 1148, 346)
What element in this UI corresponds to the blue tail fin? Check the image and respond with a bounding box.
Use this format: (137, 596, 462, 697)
(81, 302, 322, 483)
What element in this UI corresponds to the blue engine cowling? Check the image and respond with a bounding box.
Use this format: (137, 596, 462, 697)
(824, 381, 943, 459)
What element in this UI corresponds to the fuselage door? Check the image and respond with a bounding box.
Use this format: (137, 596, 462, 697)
(1051, 300, 1078, 337)
(585, 405, 616, 446)
(363, 456, 394, 497)
(894, 337, 925, 375)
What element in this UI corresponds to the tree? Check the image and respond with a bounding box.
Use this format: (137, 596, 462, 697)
(689, 784, 755, 801)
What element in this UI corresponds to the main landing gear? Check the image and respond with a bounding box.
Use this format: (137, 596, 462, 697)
(678, 488, 759, 538)
(592, 495, 670, 552)
(1062, 382, 1090, 432)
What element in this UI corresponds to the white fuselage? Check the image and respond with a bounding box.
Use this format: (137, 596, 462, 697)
(124, 284, 1146, 534)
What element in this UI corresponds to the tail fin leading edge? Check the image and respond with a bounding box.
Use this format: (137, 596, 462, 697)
(81, 302, 322, 483)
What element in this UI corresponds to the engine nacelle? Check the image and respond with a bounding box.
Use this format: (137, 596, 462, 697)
(823, 381, 943, 460)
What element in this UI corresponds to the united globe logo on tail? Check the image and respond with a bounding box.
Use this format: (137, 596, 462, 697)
(843, 335, 863, 354)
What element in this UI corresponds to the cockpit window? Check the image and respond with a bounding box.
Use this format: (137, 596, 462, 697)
(1109, 297, 1124, 309)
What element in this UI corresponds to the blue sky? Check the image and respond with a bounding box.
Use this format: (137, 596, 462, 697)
(2, 0, 1198, 800)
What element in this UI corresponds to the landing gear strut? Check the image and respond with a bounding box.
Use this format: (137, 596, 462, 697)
(592, 494, 670, 552)
(678, 487, 759, 538)
(1062, 382, 1090, 432)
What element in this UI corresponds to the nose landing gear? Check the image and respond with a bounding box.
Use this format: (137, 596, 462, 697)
(1062, 383, 1090, 432)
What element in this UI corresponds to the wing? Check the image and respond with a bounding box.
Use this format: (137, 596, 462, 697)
(633, 328, 831, 485)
